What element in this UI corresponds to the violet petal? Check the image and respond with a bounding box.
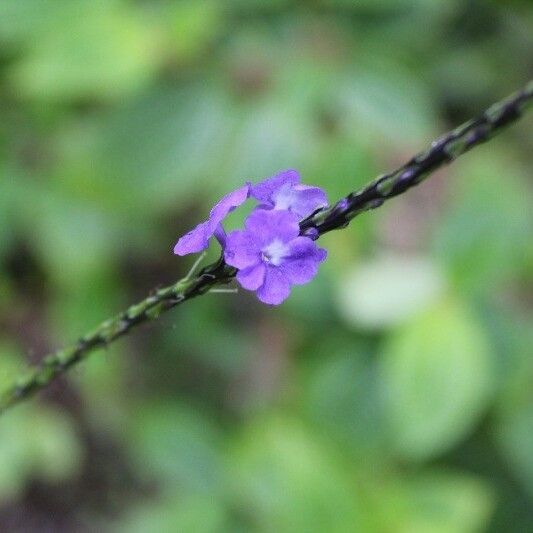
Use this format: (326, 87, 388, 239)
(236, 263, 266, 290)
(250, 169, 300, 203)
(173, 221, 210, 256)
(224, 230, 261, 269)
(244, 209, 300, 247)
(256, 266, 291, 305)
(207, 184, 250, 232)
(280, 237, 327, 285)
(173, 184, 250, 256)
(278, 185, 328, 219)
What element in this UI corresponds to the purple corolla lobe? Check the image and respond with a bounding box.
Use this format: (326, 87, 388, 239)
(173, 184, 250, 255)
(224, 209, 327, 305)
(250, 169, 328, 220)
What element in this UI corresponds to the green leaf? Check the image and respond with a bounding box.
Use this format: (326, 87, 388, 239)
(302, 337, 387, 459)
(7, 1, 159, 101)
(401, 471, 494, 533)
(164, 295, 254, 375)
(0, 0, 66, 47)
(164, 0, 224, 60)
(496, 401, 533, 499)
(337, 254, 445, 330)
(89, 86, 235, 214)
(113, 493, 228, 533)
(432, 150, 532, 294)
(338, 60, 437, 145)
(304, 140, 378, 210)
(0, 399, 81, 501)
(0, 344, 24, 392)
(127, 402, 223, 494)
(228, 100, 317, 185)
(27, 188, 119, 286)
(495, 325, 533, 500)
(380, 297, 494, 461)
(229, 416, 367, 532)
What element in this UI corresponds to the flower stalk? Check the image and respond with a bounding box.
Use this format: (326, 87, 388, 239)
(0, 81, 531, 415)
(301, 80, 533, 235)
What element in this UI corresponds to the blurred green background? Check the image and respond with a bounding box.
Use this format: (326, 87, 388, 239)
(0, 1, 532, 531)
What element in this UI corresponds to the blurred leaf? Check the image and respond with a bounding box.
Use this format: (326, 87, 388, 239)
(113, 493, 228, 533)
(337, 254, 445, 330)
(496, 400, 533, 499)
(7, 1, 159, 101)
(24, 409, 81, 482)
(27, 187, 119, 286)
(164, 0, 224, 61)
(479, 305, 533, 399)
(432, 150, 532, 294)
(338, 61, 437, 145)
(88, 86, 236, 214)
(282, 263, 336, 324)
(433, 46, 510, 104)
(228, 101, 316, 185)
(49, 271, 124, 342)
(303, 138, 379, 212)
(0, 0, 67, 47)
(495, 324, 533, 500)
(227, 0, 291, 9)
(400, 471, 494, 533)
(165, 296, 254, 375)
(128, 402, 223, 494)
(302, 336, 387, 458)
(380, 297, 494, 461)
(0, 165, 31, 257)
(0, 278, 13, 314)
(0, 343, 25, 392)
(229, 416, 367, 532)
(322, 0, 439, 11)
(0, 190, 12, 260)
(74, 340, 128, 427)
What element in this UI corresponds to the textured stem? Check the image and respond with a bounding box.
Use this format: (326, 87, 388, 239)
(0, 81, 531, 415)
(301, 80, 533, 235)
(0, 259, 236, 414)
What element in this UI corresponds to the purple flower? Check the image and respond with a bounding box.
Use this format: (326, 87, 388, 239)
(224, 209, 327, 305)
(172, 169, 329, 305)
(174, 184, 250, 255)
(250, 169, 328, 220)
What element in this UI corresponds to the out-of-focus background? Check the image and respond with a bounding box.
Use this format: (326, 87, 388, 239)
(0, 1, 532, 531)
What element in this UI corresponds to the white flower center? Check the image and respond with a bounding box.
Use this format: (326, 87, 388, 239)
(261, 239, 289, 266)
(272, 184, 295, 211)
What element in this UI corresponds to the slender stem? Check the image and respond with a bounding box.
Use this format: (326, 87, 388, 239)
(0, 81, 531, 415)
(301, 80, 532, 235)
(0, 259, 236, 414)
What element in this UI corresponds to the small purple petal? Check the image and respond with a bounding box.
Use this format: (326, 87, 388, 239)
(256, 266, 291, 305)
(213, 224, 227, 247)
(244, 209, 300, 247)
(208, 184, 250, 232)
(174, 184, 250, 256)
(250, 169, 300, 203)
(173, 221, 209, 255)
(280, 237, 327, 285)
(236, 263, 266, 290)
(284, 185, 328, 219)
(250, 170, 327, 220)
(316, 248, 328, 262)
(224, 230, 261, 269)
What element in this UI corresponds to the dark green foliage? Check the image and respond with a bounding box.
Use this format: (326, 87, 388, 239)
(0, 1, 531, 531)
